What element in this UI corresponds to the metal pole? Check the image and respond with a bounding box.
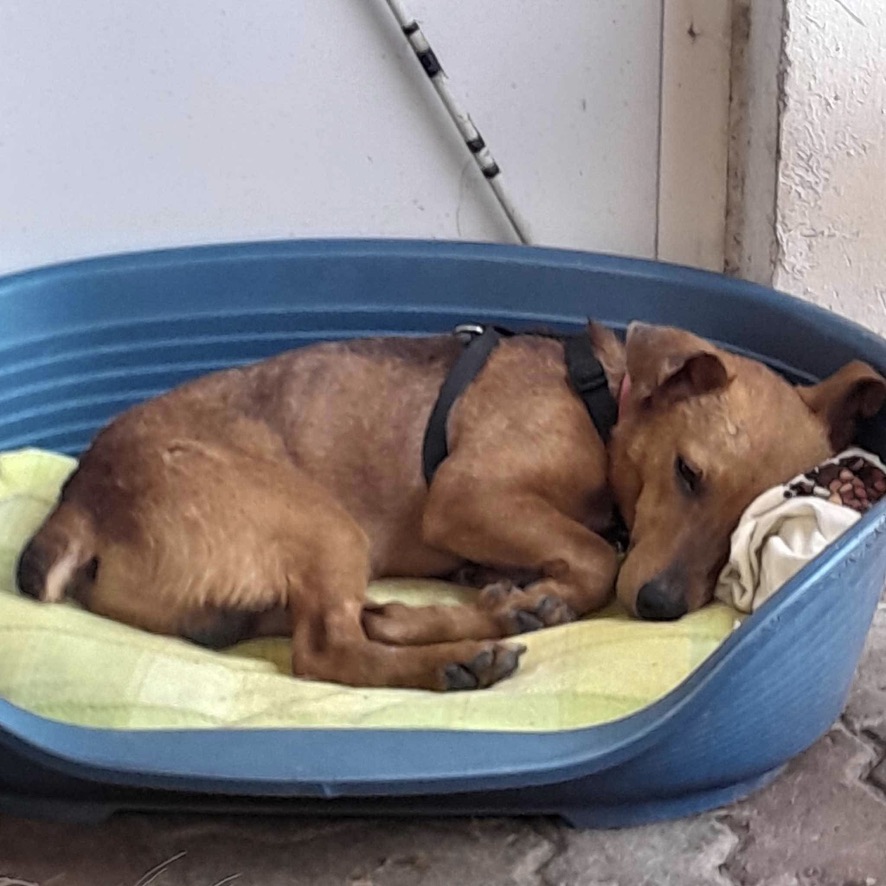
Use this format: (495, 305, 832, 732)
(382, 0, 532, 245)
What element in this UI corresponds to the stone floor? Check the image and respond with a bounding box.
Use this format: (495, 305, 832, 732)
(1, 604, 885, 886)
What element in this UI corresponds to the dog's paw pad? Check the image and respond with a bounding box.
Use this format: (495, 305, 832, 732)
(538, 595, 576, 624)
(480, 579, 519, 607)
(443, 643, 526, 691)
(500, 595, 576, 635)
(515, 609, 544, 633)
(443, 662, 480, 691)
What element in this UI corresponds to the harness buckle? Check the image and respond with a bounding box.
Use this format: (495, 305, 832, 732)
(453, 323, 485, 343)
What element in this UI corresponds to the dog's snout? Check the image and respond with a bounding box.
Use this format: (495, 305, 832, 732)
(635, 578, 688, 621)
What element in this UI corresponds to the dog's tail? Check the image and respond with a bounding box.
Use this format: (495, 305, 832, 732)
(16, 501, 98, 603)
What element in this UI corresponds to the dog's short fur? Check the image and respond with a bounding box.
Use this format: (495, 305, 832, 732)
(16, 323, 886, 690)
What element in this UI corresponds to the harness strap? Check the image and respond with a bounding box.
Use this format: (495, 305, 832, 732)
(421, 325, 618, 485)
(421, 326, 509, 484)
(562, 334, 618, 444)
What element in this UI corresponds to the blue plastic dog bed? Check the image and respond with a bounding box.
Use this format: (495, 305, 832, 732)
(0, 239, 884, 827)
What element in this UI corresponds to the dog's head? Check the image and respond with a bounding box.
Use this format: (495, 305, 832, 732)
(599, 322, 886, 619)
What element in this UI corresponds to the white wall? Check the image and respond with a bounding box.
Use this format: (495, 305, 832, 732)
(0, 0, 662, 275)
(775, 0, 886, 335)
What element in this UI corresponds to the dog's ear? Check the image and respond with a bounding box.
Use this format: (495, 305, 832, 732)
(625, 322, 731, 406)
(797, 361, 886, 450)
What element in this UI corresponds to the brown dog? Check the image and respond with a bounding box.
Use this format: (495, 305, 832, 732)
(16, 323, 886, 691)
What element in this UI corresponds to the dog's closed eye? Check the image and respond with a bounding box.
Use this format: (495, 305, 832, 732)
(675, 455, 703, 495)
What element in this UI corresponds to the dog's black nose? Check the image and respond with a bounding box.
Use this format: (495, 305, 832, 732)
(18, 581, 40, 599)
(635, 579, 688, 621)
(16, 550, 43, 599)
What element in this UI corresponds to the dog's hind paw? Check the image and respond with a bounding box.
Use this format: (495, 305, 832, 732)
(443, 642, 526, 691)
(498, 594, 577, 635)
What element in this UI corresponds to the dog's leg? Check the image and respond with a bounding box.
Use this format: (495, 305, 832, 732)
(362, 565, 532, 647)
(285, 519, 524, 689)
(364, 491, 617, 644)
(361, 598, 505, 645)
(428, 491, 619, 634)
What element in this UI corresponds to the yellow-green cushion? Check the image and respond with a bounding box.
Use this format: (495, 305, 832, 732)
(0, 450, 740, 732)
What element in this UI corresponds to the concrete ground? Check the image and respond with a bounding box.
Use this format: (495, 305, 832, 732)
(1, 603, 885, 886)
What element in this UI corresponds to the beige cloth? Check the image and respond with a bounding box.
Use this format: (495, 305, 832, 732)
(715, 447, 885, 613)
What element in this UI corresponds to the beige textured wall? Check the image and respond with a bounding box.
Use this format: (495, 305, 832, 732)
(775, 0, 886, 335)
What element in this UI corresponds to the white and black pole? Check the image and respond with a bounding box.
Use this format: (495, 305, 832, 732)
(382, 0, 532, 245)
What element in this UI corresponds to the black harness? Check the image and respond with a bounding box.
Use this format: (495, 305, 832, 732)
(421, 324, 619, 485)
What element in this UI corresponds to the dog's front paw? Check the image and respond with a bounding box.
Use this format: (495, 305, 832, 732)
(479, 578, 520, 606)
(496, 594, 577, 635)
(442, 642, 526, 691)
